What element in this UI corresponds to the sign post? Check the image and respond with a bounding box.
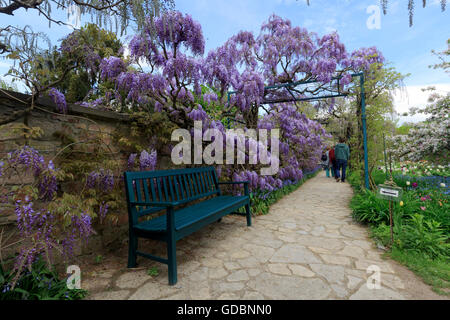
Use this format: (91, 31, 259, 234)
(377, 184, 402, 244)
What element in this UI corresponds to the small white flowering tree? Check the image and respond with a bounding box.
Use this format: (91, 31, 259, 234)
(389, 90, 449, 163)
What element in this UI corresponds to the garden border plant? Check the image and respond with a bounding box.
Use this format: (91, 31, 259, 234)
(347, 167, 449, 295)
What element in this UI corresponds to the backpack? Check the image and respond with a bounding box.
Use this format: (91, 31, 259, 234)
(321, 154, 327, 161)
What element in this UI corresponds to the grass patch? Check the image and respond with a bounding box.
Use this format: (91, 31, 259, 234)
(388, 248, 450, 296)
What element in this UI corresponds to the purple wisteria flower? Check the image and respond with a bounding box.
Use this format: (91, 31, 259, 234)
(86, 169, 114, 192)
(99, 202, 109, 224)
(100, 56, 127, 80)
(128, 153, 138, 170)
(139, 149, 157, 171)
(5, 146, 58, 200)
(48, 88, 67, 114)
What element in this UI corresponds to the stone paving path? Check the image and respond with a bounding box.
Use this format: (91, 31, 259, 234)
(86, 172, 446, 300)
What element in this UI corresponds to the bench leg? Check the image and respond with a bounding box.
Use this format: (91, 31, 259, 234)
(128, 232, 138, 268)
(167, 236, 177, 285)
(245, 203, 251, 227)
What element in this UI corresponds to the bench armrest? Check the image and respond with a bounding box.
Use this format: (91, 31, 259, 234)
(130, 201, 179, 207)
(218, 180, 250, 196)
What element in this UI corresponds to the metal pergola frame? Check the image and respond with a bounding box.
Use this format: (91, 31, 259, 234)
(227, 72, 370, 190)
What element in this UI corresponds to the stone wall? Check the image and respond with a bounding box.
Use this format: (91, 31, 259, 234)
(0, 89, 175, 227)
(0, 89, 131, 160)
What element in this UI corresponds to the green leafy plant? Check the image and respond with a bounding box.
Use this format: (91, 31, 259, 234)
(398, 214, 450, 259)
(350, 190, 390, 224)
(0, 258, 87, 300)
(147, 267, 159, 277)
(95, 255, 103, 264)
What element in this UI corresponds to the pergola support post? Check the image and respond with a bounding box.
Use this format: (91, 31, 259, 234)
(359, 73, 370, 190)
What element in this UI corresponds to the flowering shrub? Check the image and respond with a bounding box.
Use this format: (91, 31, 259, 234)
(97, 11, 384, 196)
(0, 146, 95, 286)
(388, 92, 449, 163)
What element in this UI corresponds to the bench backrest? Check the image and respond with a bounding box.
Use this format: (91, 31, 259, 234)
(124, 166, 220, 222)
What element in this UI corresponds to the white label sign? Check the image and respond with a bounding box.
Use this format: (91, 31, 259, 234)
(379, 188, 399, 198)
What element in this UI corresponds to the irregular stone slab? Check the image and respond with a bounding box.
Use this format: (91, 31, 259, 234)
(224, 261, 240, 271)
(162, 292, 189, 300)
(268, 263, 292, 275)
(311, 226, 326, 236)
(288, 265, 316, 278)
(213, 281, 245, 293)
(242, 291, 266, 300)
(347, 275, 364, 290)
(249, 236, 284, 249)
(208, 267, 228, 280)
(237, 256, 261, 268)
(230, 249, 250, 259)
(247, 268, 262, 277)
(202, 258, 223, 268)
(189, 284, 211, 300)
(180, 260, 201, 274)
(270, 244, 321, 264)
(242, 244, 275, 262)
(277, 234, 298, 243)
(116, 270, 150, 289)
(331, 284, 349, 298)
(90, 290, 130, 300)
(349, 285, 405, 300)
(337, 245, 366, 258)
(310, 264, 346, 285)
(217, 292, 240, 300)
(128, 282, 181, 300)
(83, 278, 111, 292)
(320, 254, 352, 266)
(354, 260, 396, 274)
(247, 273, 331, 300)
(227, 270, 249, 282)
(308, 246, 330, 254)
(188, 267, 209, 282)
(282, 222, 297, 229)
(294, 236, 346, 251)
(350, 240, 374, 250)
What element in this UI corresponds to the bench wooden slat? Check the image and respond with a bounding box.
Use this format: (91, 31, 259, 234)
(157, 177, 163, 202)
(182, 174, 190, 199)
(149, 177, 156, 202)
(143, 178, 150, 204)
(168, 175, 175, 202)
(135, 179, 143, 213)
(190, 173, 198, 196)
(162, 176, 169, 202)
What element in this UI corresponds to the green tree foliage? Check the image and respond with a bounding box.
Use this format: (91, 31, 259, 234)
(31, 24, 124, 103)
(396, 123, 414, 135)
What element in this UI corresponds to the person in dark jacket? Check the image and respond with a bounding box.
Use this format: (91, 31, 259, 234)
(334, 137, 350, 182)
(328, 146, 336, 178)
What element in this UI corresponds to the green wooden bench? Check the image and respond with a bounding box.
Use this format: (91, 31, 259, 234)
(124, 166, 251, 285)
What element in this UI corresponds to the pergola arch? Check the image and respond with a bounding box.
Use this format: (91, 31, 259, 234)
(227, 72, 370, 190)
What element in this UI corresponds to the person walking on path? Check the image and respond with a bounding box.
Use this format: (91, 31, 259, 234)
(328, 146, 336, 179)
(320, 149, 331, 177)
(334, 137, 350, 183)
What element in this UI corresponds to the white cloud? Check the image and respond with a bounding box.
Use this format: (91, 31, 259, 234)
(392, 83, 450, 124)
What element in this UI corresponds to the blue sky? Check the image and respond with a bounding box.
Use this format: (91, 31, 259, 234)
(1, 0, 449, 121)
